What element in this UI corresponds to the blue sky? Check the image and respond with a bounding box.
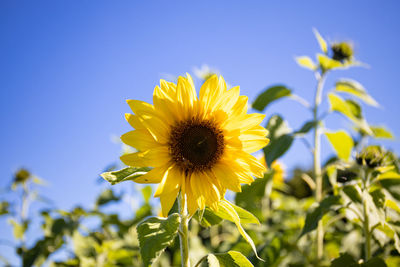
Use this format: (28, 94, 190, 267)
(1, 0, 400, 263)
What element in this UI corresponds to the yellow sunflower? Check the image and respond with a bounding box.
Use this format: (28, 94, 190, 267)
(120, 74, 269, 216)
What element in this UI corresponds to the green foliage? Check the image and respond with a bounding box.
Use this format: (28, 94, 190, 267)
(137, 213, 180, 266)
(325, 130, 354, 161)
(1, 29, 399, 267)
(101, 167, 150, 185)
(299, 196, 341, 238)
(207, 251, 254, 267)
(253, 86, 292, 112)
(263, 115, 293, 167)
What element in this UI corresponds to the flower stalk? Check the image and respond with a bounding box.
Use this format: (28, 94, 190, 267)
(361, 169, 371, 261)
(313, 72, 326, 261)
(178, 193, 190, 267)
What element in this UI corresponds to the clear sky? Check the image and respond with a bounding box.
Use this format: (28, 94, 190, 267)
(1, 0, 400, 263)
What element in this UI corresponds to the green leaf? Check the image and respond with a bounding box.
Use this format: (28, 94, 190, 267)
(137, 213, 180, 267)
(325, 130, 354, 161)
(235, 172, 271, 218)
(377, 171, 400, 180)
(313, 28, 328, 54)
(196, 208, 223, 227)
(262, 115, 293, 167)
(72, 231, 97, 258)
(141, 186, 152, 203)
(253, 86, 292, 112)
(385, 199, 400, 213)
(8, 219, 28, 240)
(101, 167, 150, 185)
(370, 189, 385, 209)
(294, 120, 318, 135)
(217, 200, 261, 260)
(0, 201, 9, 216)
(96, 189, 120, 207)
(207, 251, 254, 267)
(318, 54, 343, 71)
(331, 253, 357, 267)
(371, 126, 394, 139)
(299, 196, 341, 238)
(264, 135, 294, 167)
(214, 201, 260, 225)
(363, 257, 387, 267)
(335, 79, 379, 107)
(345, 99, 362, 119)
(295, 56, 317, 70)
(328, 93, 370, 133)
(343, 185, 362, 204)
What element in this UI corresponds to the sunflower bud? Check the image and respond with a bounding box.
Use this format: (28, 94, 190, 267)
(331, 42, 353, 62)
(14, 168, 31, 184)
(356, 146, 388, 169)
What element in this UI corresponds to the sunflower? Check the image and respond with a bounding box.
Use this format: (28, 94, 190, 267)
(120, 74, 269, 216)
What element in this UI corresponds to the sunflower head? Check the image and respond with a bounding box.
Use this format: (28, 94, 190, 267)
(331, 42, 354, 62)
(356, 145, 390, 169)
(121, 74, 269, 216)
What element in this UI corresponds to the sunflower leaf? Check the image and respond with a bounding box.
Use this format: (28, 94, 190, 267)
(328, 93, 372, 135)
(214, 202, 260, 225)
(335, 79, 379, 107)
(100, 167, 150, 185)
(207, 251, 254, 267)
(313, 28, 328, 54)
(136, 213, 180, 267)
(371, 126, 394, 139)
(299, 195, 341, 238)
(325, 130, 354, 162)
(264, 134, 294, 167)
(317, 54, 343, 71)
(252, 85, 292, 112)
(295, 56, 317, 70)
(217, 200, 262, 260)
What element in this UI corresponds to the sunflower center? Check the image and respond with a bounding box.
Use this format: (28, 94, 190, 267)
(169, 119, 224, 174)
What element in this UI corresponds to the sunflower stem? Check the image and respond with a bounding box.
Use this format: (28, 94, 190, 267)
(362, 168, 372, 261)
(178, 193, 190, 267)
(313, 71, 326, 263)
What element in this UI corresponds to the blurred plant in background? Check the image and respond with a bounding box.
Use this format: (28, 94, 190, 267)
(1, 29, 400, 267)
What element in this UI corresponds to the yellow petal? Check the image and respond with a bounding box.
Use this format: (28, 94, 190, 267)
(121, 130, 158, 150)
(190, 172, 220, 207)
(199, 75, 222, 113)
(126, 99, 170, 143)
(120, 146, 170, 167)
(153, 85, 179, 125)
(241, 138, 270, 153)
(225, 113, 265, 132)
(212, 162, 242, 192)
(133, 166, 167, 184)
(154, 165, 182, 197)
(125, 113, 145, 130)
(183, 176, 198, 216)
(176, 76, 197, 118)
(160, 186, 180, 217)
(214, 86, 240, 114)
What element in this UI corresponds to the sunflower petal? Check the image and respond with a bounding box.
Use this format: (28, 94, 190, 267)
(154, 165, 182, 197)
(121, 130, 158, 150)
(120, 146, 170, 168)
(160, 186, 180, 217)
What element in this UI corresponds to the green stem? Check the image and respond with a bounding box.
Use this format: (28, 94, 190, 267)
(178, 193, 190, 267)
(313, 72, 326, 262)
(362, 169, 371, 261)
